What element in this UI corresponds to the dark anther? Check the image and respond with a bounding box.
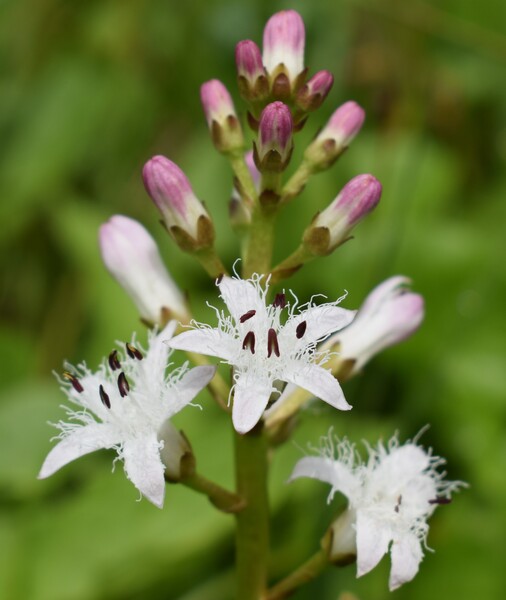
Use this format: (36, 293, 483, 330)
(117, 372, 130, 397)
(428, 496, 452, 505)
(126, 343, 143, 360)
(242, 331, 256, 354)
(99, 385, 111, 409)
(296, 321, 307, 339)
(394, 495, 402, 513)
(272, 293, 286, 308)
(240, 309, 256, 323)
(216, 273, 224, 284)
(63, 371, 84, 393)
(108, 350, 121, 371)
(267, 328, 280, 358)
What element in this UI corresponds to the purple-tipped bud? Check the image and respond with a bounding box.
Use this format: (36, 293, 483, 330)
(99, 215, 188, 324)
(235, 40, 269, 102)
(263, 10, 306, 92)
(255, 101, 293, 171)
(296, 70, 334, 112)
(327, 276, 425, 373)
(303, 174, 381, 254)
(305, 101, 366, 170)
(143, 156, 214, 250)
(200, 80, 244, 153)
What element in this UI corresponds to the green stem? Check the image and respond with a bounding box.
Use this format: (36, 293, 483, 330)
(234, 425, 270, 600)
(269, 245, 314, 284)
(280, 160, 313, 205)
(195, 247, 228, 279)
(243, 206, 277, 278)
(229, 152, 258, 202)
(266, 549, 328, 600)
(180, 472, 245, 514)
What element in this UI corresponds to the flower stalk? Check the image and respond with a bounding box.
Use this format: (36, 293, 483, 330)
(234, 425, 270, 600)
(266, 548, 329, 600)
(177, 471, 246, 514)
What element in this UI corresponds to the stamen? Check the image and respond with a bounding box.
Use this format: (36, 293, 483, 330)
(62, 371, 84, 393)
(428, 496, 452, 505)
(296, 321, 307, 339)
(267, 328, 280, 357)
(99, 385, 111, 409)
(216, 273, 224, 284)
(117, 372, 130, 397)
(240, 309, 256, 323)
(126, 343, 143, 360)
(242, 331, 256, 354)
(108, 350, 121, 371)
(272, 293, 286, 308)
(394, 494, 402, 513)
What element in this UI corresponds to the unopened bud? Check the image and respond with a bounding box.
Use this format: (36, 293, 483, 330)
(263, 10, 306, 95)
(325, 509, 358, 566)
(254, 101, 293, 172)
(328, 276, 425, 374)
(303, 175, 381, 255)
(296, 70, 334, 112)
(159, 421, 195, 482)
(143, 156, 214, 252)
(305, 101, 365, 170)
(200, 79, 244, 154)
(99, 215, 189, 325)
(235, 40, 269, 102)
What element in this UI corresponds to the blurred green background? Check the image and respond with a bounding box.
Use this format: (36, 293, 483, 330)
(1, 0, 505, 598)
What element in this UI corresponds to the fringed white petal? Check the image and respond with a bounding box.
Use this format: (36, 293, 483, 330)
(232, 373, 272, 434)
(283, 363, 351, 411)
(389, 532, 423, 590)
(356, 511, 392, 577)
(169, 365, 216, 415)
(168, 328, 236, 361)
(122, 434, 166, 508)
(38, 423, 119, 479)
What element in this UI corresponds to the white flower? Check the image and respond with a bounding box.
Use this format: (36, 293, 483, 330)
(38, 322, 215, 508)
(290, 432, 465, 590)
(168, 274, 355, 434)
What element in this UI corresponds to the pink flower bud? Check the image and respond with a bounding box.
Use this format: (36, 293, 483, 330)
(304, 175, 381, 254)
(263, 10, 305, 84)
(255, 101, 293, 170)
(328, 276, 425, 372)
(318, 101, 365, 146)
(305, 101, 365, 170)
(99, 215, 188, 324)
(143, 156, 213, 249)
(200, 80, 244, 153)
(235, 40, 269, 102)
(296, 70, 334, 111)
